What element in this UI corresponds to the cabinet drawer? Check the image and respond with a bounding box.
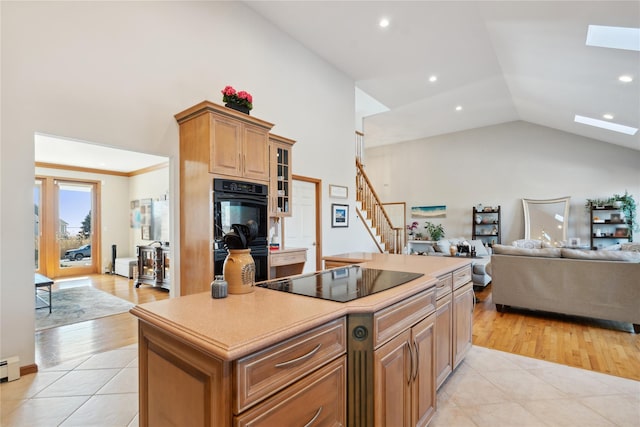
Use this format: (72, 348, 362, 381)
(270, 251, 306, 267)
(235, 357, 346, 427)
(235, 317, 346, 413)
(435, 274, 453, 300)
(324, 260, 356, 269)
(373, 288, 436, 348)
(453, 265, 472, 290)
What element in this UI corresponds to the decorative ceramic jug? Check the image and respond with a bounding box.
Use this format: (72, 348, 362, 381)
(223, 249, 255, 294)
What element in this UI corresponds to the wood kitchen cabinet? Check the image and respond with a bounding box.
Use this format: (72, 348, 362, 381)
(435, 265, 472, 388)
(435, 292, 452, 388)
(175, 101, 274, 295)
(269, 134, 295, 217)
(349, 287, 436, 426)
(375, 313, 436, 427)
(453, 281, 474, 368)
(137, 316, 346, 427)
(208, 107, 271, 182)
(269, 248, 307, 279)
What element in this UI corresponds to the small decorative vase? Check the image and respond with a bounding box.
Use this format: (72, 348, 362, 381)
(211, 275, 228, 299)
(223, 249, 255, 294)
(475, 215, 482, 224)
(225, 102, 251, 115)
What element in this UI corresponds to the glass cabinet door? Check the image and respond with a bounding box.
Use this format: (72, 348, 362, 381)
(139, 247, 156, 279)
(269, 135, 296, 217)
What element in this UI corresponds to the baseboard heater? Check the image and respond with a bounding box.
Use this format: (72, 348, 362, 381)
(0, 356, 20, 382)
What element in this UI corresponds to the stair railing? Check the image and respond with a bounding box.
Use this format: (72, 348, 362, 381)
(356, 158, 403, 253)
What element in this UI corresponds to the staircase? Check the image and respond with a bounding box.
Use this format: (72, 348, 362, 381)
(355, 156, 405, 254)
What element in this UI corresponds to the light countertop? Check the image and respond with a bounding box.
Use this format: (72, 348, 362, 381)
(130, 253, 471, 361)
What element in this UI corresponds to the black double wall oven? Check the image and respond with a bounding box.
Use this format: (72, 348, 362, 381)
(213, 178, 269, 282)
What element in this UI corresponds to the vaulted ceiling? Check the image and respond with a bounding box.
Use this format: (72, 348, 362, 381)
(247, 1, 640, 151)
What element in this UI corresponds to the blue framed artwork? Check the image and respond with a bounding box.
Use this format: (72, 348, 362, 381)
(411, 205, 446, 218)
(332, 204, 349, 227)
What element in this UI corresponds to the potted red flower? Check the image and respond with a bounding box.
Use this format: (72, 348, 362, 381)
(221, 85, 253, 114)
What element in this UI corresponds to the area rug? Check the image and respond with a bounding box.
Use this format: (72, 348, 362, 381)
(36, 286, 134, 331)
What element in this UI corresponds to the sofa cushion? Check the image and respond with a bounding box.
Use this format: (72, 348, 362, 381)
(602, 244, 621, 251)
(414, 244, 435, 255)
(561, 248, 640, 262)
(621, 243, 640, 253)
(493, 244, 562, 258)
(434, 239, 450, 253)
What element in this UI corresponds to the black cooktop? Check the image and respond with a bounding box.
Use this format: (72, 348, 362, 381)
(257, 265, 424, 302)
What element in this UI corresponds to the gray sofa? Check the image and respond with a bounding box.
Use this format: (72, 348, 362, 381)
(409, 238, 492, 287)
(491, 245, 640, 333)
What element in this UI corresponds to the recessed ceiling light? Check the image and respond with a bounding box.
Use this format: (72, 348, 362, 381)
(575, 114, 638, 135)
(429, 75, 437, 83)
(379, 18, 389, 28)
(586, 25, 640, 52)
(619, 75, 633, 83)
(455, 106, 462, 111)
(603, 113, 614, 120)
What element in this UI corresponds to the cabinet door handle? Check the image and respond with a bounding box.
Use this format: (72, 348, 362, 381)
(407, 341, 413, 385)
(275, 344, 321, 368)
(303, 406, 323, 427)
(412, 339, 419, 381)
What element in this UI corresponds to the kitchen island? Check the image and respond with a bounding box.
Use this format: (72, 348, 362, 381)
(131, 253, 473, 426)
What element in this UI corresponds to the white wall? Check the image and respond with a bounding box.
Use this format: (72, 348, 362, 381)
(365, 121, 640, 245)
(129, 167, 170, 252)
(1, 2, 363, 368)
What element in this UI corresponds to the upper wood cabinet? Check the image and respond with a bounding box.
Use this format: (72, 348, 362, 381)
(268, 134, 295, 217)
(207, 108, 271, 182)
(176, 101, 274, 182)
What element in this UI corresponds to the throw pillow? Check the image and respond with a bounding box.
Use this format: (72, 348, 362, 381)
(621, 243, 640, 252)
(602, 244, 621, 251)
(511, 239, 543, 249)
(434, 239, 450, 253)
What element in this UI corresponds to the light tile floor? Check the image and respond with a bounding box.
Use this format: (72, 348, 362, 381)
(1, 345, 638, 426)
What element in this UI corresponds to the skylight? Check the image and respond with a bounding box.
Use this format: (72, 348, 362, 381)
(574, 115, 638, 135)
(586, 25, 640, 51)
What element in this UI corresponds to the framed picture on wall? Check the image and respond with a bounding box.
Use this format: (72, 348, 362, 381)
(329, 184, 348, 199)
(614, 227, 628, 237)
(331, 204, 349, 228)
(141, 225, 151, 240)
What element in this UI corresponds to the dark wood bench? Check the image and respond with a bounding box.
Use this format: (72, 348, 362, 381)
(34, 273, 54, 313)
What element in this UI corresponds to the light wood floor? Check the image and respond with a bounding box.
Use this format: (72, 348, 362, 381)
(473, 284, 640, 381)
(35, 274, 169, 369)
(35, 275, 640, 381)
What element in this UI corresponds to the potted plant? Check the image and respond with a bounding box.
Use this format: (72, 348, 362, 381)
(221, 85, 253, 114)
(424, 221, 445, 241)
(407, 221, 419, 239)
